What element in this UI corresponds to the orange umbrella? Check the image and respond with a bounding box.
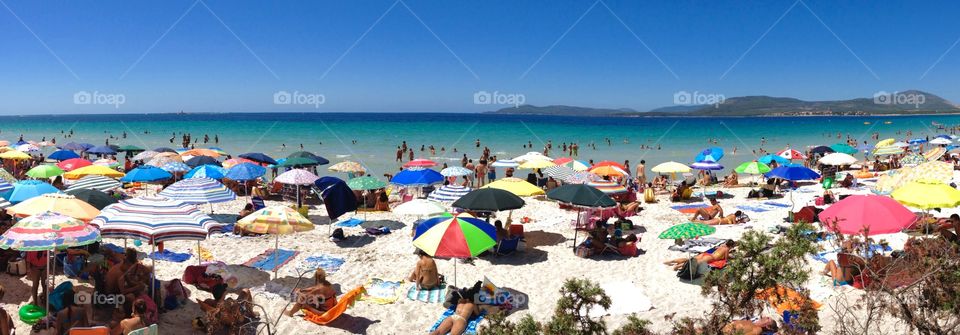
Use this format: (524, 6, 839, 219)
(223, 158, 257, 168)
(181, 148, 221, 158)
(7, 193, 100, 221)
(589, 165, 628, 177)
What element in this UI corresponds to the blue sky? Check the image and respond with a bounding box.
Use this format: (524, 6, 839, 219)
(2, 0, 960, 114)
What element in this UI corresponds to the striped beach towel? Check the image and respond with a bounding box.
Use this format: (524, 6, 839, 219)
(407, 284, 446, 303)
(670, 203, 709, 214)
(429, 308, 486, 334)
(243, 249, 299, 272)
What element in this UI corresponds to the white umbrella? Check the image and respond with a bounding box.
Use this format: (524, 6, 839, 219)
(818, 153, 857, 166)
(490, 159, 520, 168)
(513, 152, 552, 163)
(393, 199, 446, 216)
(440, 166, 473, 177)
(930, 137, 952, 145)
(275, 169, 320, 206)
(891, 141, 910, 148)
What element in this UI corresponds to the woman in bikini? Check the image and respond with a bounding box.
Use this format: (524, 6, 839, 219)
(430, 292, 479, 335)
(695, 211, 749, 225)
(283, 269, 337, 316)
(664, 240, 736, 271)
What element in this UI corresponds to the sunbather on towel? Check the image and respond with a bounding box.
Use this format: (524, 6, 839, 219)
(695, 211, 749, 225)
(722, 317, 777, 335)
(408, 250, 441, 290)
(430, 291, 479, 335)
(664, 240, 735, 271)
(723, 171, 738, 187)
(690, 198, 723, 221)
(283, 269, 337, 316)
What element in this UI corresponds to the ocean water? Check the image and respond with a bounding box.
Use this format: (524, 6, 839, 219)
(1, 112, 958, 177)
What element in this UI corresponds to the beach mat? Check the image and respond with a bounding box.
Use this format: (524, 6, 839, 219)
(336, 217, 364, 227)
(670, 203, 708, 214)
(407, 284, 446, 304)
(359, 219, 406, 230)
(148, 249, 192, 263)
(360, 278, 403, 304)
(243, 249, 299, 272)
(429, 307, 486, 335)
(737, 205, 772, 213)
(298, 254, 346, 274)
(763, 202, 791, 208)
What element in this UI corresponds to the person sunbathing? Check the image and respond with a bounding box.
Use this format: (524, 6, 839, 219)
(664, 240, 736, 271)
(618, 201, 642, 215)
(690, 198, 723, 221)
(695, 210, 749, 225)
(284, 269, 337, 316)
(723, 171, 739, 187)
(822, 242, 861, 286)
(430, 292, 479, 335)
(839, 174, 855, 188)
(408, 250, 441, 290)
(722, 317, 777, 335)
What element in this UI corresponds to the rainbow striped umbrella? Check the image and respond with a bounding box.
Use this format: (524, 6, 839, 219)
(158, 178, 236, 205)
(0, 211, 100, 251)
(553, 157, 590, 171)
(236, 206, 314, 235)
(413, 213, 496, 258)
(90, 196, 223, 243)
(586, 180, 628, 194)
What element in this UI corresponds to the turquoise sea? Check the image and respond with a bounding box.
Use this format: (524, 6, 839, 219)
(1, 113, 958, 176)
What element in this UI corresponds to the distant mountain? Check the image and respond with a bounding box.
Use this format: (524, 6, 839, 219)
(487, 90, 960, 117)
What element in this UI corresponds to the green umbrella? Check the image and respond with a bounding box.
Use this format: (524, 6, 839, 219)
(116, 145, 145, 152)
(347, 176, 386, 190)
(278, 157, 319, 167)
(734, 161, 771, 174)
(452, 188, 525, 212)
(658, 222, 716, 240)
(546, 184, 616, 208)
(830, 143, 858, 155)
(25, 165, 64, 179)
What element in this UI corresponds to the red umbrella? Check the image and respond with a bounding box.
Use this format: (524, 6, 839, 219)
(777, 148, 806, 160)
(591, 160, 626, 170)
(57, 158, 92, 172)
(403, 158, 437, 168)
(818, 195, 917, 235)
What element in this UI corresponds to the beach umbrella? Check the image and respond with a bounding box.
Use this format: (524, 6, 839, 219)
(0, 146, 11, 153)
(909, 138, 927, 145)
(7, 180, 59, 204)
(314, 177, 358, 222)
(59, 142, 89, 151)
(691, 160, 724, 171)
(564, 171, 605, 184)
(0, 197, 10, 210)
(47, 150, 80, 161)
(547, 184, 616, 208)
(440, 166, 473, 177)
(181, 148, 220, 158)
(0, 168, 14, 185)
(873, 145, 904, 156)
(26, 165, 64, 179)
(132, 151, 159, 161)
(589, 165, 628, 177)
(735, 161, 771, 174)
(585, 180, 628, 194)
(553, 158, 590, 171)
(695, 147, 724, 162)
(0, 180, 12, 193)
(0, 150, 31, 160)
(185, 155, 220, 168)
(15, 144, 39, 153)
(346, 176, 386, 191)
(923, 147, 946, 161)
(153, 147, 178, 154)
(116, 145, 145, 153)
(818, 195, 916, 236)
(63, 165, 124, 180)
(452, 188, 524, 212)
(236, 206, 314, 278)
(428, 185, 472, 202)
(63, 189, 117, 210)
(278, 157, 319, 168)
(543, 166, 577, 180)
(92, 196, 224, 242)
(185, 165, 226, 180)
(659, 222, 716, 240)
(147, 155, 183, 167)
(403, 158, 438, 168)
(891, 141, 910, 148)
(7, 193, 100, 221)
(818, 153, 857, 166)
(490, 159, 520, 169)
(413, 212, 496, 285)
(765, 165, 820, 181)
(66, 175, 121, 193)
(328, 161, 365, 174)
(513, 152, 552, 163)
(120, 166, 172, 183)
(482, 177, 545, 196)
(758, 154, 789, 165)
(518, 159, 555, 170)
(224, 163, 266, 181)
(901, 161, 953, 185)
(275, 169, 320, 206)
(92, 159, 120, 169)
(899, 153, 926, 167)
(651, 161, 691, 174)
(390, 169, 444, 186)
(158, 177, 236, 205)
(891, 180, 960, 210)
(393, 199, 446, 216)
(238, 153, 278, 165)
(809, 146, 834, 155)
(286, 151, 329, 165)
(830, 143, 858, 155)
(86, 145, 117, 156)
(875, 138, 896, 148)
(222, 157, 257, 168)
(161, 162, 191, 173)
(930, 137, 952, 145)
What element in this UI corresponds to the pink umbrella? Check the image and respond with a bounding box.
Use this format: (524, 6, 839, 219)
(777, 148, 806, 160)
(818, 195, 917, 236)
(403, 158, 437, 168)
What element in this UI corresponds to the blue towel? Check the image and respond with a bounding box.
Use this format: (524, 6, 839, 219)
(219, 223, 236, 233)
(148, 249, 192, 263)
(103, 243, 124, 254)
(429, 308, 486, 334)
(336, 217, 364, 227)
(298, 254, 346, 274)
(245, 249, 298, 272)
(670, 204, 708, 210)
(763, 202, 791, 208)
(737, 205, 771, 213)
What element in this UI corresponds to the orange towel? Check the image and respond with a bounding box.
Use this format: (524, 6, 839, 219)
(755, 285, 822, 314)
(303, 286, 366, 325)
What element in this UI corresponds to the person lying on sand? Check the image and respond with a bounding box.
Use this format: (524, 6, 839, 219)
(690, 198, 723, 221)
(695, 211, 749, 225)
(723, 171, 738, 187)
(722, 317, 777, 335)
(284, 269, 337, 317)
(430, 292, 479, 335)
(408, 250, 441, 290)
(664, 240, 735, 271)
(618, 201, 642, 215)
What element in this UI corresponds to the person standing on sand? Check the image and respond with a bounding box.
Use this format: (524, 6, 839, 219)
(637, 160, 646, 185)
(465, 159, 475, 187)
(476, 160, 488, 186)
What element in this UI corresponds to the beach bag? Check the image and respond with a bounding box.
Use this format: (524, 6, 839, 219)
(7, 258, 26, 276)
(676, 258, 701, 280)
(644, 188, 655, 203)
(575, 245, 593, 258)
(330, 228, 345, 241)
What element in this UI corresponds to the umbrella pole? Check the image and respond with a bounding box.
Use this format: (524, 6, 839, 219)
(45, 249, 51, 314)
(274, 234, 279, 279)
(573, 207, 581, 251)
(197, 240, 202, 266)
(151, 241, 156, 301)
(453, 259, 457, 287)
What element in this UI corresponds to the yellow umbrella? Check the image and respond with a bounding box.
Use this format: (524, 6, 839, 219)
(7, 193, 100, 221)
(875, 138, 895, 148)
(181, 148, 221, 158)
(651, 161, 691, 173)
(923, 147, 946, 161)
(236, 206, 314, 278)
(0, 146, 14, 153)
(902, 161, 952, 184)
(517, 159, 555, 169)
(891, 180, 960, 210)
(482, 177, 545, 196)
(0, 150, 31, 160)
(589, 165, 628, 177)
(63, 165, 125, 179)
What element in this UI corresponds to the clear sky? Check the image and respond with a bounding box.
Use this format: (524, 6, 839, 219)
(2, 0, 960, 114)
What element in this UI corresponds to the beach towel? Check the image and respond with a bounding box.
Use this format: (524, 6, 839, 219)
(737, 204, 773, 213)
(336, 217, 364, 227)
(763, 202, 791, 208)
(360, 278, 403, 304)
(298, 254, 346, 274)
(198, 246, 214, 262)
(671, 203, 709, 214)
(303, 286, 365, 326)
(428, 308, 486, 335)
(243, 249, 299, 272)
(148, 249, 192, 263)
(407, 284, 446, 303)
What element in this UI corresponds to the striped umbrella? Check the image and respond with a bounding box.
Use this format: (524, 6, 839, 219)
(0, 210, 101, 251)
(403, 159, 437, 168)
(158, 178, 236, 205)
(132, 150, 159, 161)
(543, 166, 576, 180)
(873, 145, 905, 156)
(0, 197, 11, 210)
(57, 158, 93, 172)
(0, 180, 12, 193)
(413, 213, 496, 258)
(7, 193, 100, 221)
(235, 206, 314, 278)
(66, 175, 122, 192)
(589, 165, 629, 177)
(275, 169, 320, 185)
(658, 222, 716, 240)
(490, 159, 520, 168)
(90, 196, 224, 242)
(553, 157, 590, 171)
(923, 147, 946, 161)
(0, 168, 16, 184)
(440, 166, 473, 177)
(585, 180, 628, 194)
(161, 162, 191, 173)
(563, 171, 603, 184)
(428, 185, 472, 202)
(92, 159, 120, 168)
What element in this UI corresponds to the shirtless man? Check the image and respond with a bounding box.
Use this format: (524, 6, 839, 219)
(407, 250, 440, 290)
(429, 294, 478, 335)
(464, 160, 475, 187)
(105, 248, 138, 296)
(695, 211, 748, 225)
(664, 240, 736, 271)
(475, 160, 488, 186)
(690, 198, 723, 221)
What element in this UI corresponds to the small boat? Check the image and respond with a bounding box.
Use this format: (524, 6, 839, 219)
(863, 121, 871, 125)
(884, 121, 892, 124)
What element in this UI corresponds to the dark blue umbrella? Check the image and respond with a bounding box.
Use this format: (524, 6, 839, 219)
(695, 147, 724, 162)
(185, 155, 220, 167)
(314, 176, 358, 221)
(59, 142, 94, 151)
(390, 168, 443, 186)
(909, 138, 927, 144)
(224, 163, 266, 181)
(120, 166, 173, 183)
(239, 152, 278, 165)
(764, 165, 821, 181)
(48, 150, 80, 161)
(153, 147, 178, 153)
(87, 145, 117, 155)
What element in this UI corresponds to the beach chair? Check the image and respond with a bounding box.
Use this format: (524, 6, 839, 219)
(69, 327, 109, 335)
(496, 237, 521, 255)
(127, 324, 158, 335)
(509, 224, 524, 238)
(251, 196, 266, 211)
(600, 243, 621, 256)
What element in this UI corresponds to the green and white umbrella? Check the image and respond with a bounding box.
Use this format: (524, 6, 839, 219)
(347, 176, 386, 190)
(658, 222, 716, 240)
(734, 161, 771, 175)
(26, 165, 64, 179)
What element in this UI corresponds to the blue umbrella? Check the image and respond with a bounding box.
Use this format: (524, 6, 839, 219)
(120, 166, 173, 183)
(7, 180, 59, 204)
(185, 165, 226, 179)
(153, 147, 178, 153)
(909, 138, 927, 144)
(390, 168, 443, 186)
(239, 152, 278, 165)
(764, 165, 821, 181)
(690, 161, 723, 170)
(695, 147, 725, 162)
(758, 154, 789, 165)
(315, 176, 358, 221)
(0, 180, 13, 193)
(185, 156, 220, 167)
(158, 178, 236, 205)
(224, 163, 266, 181)
(58, 142, 86, 151)
(161, 162, 191, 173)
(87, 145, 117, 155)
(48, 150, 80, 161)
